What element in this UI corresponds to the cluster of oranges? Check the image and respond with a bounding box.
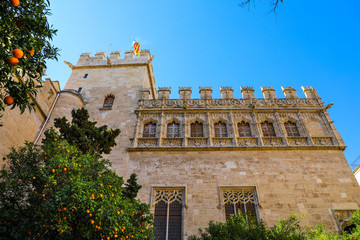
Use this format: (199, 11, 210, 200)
(4, 0, 35, 106)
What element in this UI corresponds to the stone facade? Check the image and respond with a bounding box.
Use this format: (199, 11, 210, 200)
(1, 49, 360, 238)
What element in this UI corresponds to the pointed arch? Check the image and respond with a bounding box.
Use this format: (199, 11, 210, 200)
(103, 94, 115, 108)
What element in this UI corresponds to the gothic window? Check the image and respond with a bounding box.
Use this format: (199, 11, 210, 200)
(261, 121, 276, 137)
(284, 121, 300, 137)
(238, 121, 252, 137)
(167, 122, 180, 138)
(214, 121, 227, 137)
(154, 189, 183, 240)
(191, 121, 203, 137)
(222, 188, 258, 223)
(103, 94, 115, 108)
(143, 122, 156, 137)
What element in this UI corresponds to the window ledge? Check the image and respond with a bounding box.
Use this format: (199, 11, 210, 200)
(99, 107, 112, 111)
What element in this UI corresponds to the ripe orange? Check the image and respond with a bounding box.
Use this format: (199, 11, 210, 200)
(11, 0, 20, 7)
(4, 96, 14, 105)
(8, 57, 19, 66)
(28, 49, 35, 56)
(13, 48, 23, 58)
(91, 220, 94, 224)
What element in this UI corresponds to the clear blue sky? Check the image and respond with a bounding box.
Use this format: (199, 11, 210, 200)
(45, 0, 360, 168)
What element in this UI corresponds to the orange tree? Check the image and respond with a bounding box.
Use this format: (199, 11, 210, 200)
(0, 0, 58, 116)
(0, 108, 154, 240)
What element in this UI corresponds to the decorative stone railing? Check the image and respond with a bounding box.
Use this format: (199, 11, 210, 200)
(212, 137, 233, 147)
(237, 137, 259, 147)
(312, 137, 333, 146)
(187, 137, 208, 147)
(137, 138, 158, 147)
(262, 137, 284, 146)
(132, 136, 338, 149)
(287, 137, 309, 146)
(139, 98, 322, 110)
(161, 138, 183, 147)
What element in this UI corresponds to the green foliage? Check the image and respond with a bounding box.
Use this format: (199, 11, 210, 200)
(0, 109, 153, 239)
(188, 211, 360, 240)
(0, 0, 58, 115)
(51, 108, 121, 155)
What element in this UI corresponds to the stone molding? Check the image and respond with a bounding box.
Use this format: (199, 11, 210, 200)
(139, 98, 323, 110)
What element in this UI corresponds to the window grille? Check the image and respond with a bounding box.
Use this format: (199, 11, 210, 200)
(284, 121, 300, 137)
(261, 121, 276, 137)
(103, 95, 115, 108)
(238, 121, 252, 137)
(154, 190, 183, 240)
(214, 122, 227, 137)
(167, 122, 180, 138)
(190, 121, 203, 137)
(223, 188, 258, 222)
(143, 123, 156, 137)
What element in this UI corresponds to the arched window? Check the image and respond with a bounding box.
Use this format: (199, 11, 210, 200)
(167, 122, 180, 138)
(190, 121, 203, 137)
(284, 121, 300, 137)
(143, 122, 156, 137)
(261, 121, 276, 137)
(214, 121, 227, 137)
(103, 94, 115, 108)
(238, 121, 251, 137)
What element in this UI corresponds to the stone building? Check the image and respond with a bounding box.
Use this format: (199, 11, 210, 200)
(1, 49, 360, 239)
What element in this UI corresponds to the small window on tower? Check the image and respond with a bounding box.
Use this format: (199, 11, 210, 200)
(84, 74, 88, 78)
(103, 94, 115, 108)
(143, 123, 156, 138)
(214, 121, 227, 137)
(190, 121, 203, 137)
(284, 121, 300, 137)
(261, 121, 276, 137)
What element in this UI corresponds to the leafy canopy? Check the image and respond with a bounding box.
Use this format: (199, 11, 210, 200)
(0, 0, 58, 115)
(0, 108, 154, 240)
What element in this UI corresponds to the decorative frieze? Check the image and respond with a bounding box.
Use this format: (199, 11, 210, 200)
(212, 137, 233, 147)
(287, 137, 309, 146)
(162, 138, 183, 147)
(312, 137, 333, 146)
(237, 137, 258, 147)
(262, 137, 284, 146)
(137, 138, 158, 147)
(187, 137, 207, 147)
(139, 98, 322, 110)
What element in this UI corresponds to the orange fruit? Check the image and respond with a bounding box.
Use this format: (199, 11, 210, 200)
(4, 96, 14, 105)
(8, 57, 19, 66)
(13, 48, 23, 58)
(28, 49, 35, 56)
(90, 220, 94, 224)
(11, 0, 20, 7)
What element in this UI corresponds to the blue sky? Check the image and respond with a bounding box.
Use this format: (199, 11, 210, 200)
(45, 0, 360, 168)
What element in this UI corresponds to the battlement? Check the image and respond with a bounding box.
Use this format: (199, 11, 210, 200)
(149, 86, 321, 101)
(73, 49, 152, 67)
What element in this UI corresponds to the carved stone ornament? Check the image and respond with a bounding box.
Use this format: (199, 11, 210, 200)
(262, 137, 284, 146)
(212, 138, 233, 147)
(237, 137, 258, 147)
(137, 138, 158, 147)
(187, 138, 207, 147)
(287, 137, 308, 146)
(312, 137, 333, 146)
(154, 190, 183, 204)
